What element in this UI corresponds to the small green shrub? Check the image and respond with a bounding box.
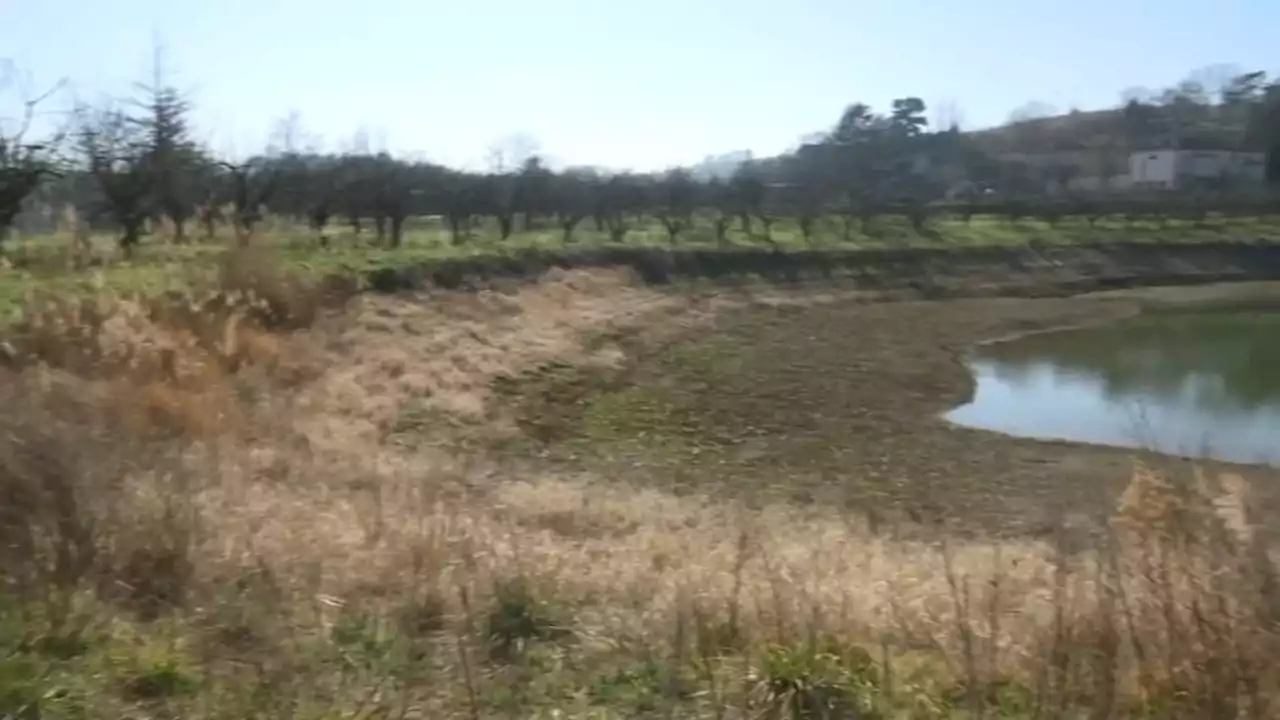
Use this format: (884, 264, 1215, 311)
(119, 657, 199, 702)
(755, 643, 881, 719)
(589, 658, 691, 714)
(329, 609, 402, 672)
(485, 576, 569, 661)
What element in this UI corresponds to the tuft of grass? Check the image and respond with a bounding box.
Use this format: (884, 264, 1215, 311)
(588, 658, 688, 714)
(754, 643, 882, 719)
(485, 576, 571, 662)
(119, 656, 200, 702)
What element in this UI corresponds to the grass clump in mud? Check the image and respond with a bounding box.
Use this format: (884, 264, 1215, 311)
(581, 386, 696, 449)
(497, 330, 765, 467)
(2, 268, 1280, 718)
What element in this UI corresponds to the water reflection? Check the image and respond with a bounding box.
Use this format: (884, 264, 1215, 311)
(946, 307, 1280, 465)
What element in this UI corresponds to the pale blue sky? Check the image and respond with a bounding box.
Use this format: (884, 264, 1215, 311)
(1, 0, 1276, 171)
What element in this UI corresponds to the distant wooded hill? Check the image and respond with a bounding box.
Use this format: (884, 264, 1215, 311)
(738, 69, 1280, 192)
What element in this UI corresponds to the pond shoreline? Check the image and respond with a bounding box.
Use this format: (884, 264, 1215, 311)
(944, 280, 1280, 406)
(946, 284, 1280, 469)
(511, 280, 1280, 537)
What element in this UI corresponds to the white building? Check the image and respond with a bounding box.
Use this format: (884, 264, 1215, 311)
(1129, 149, 1266, 190)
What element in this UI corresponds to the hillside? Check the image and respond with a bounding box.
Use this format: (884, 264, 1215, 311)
(968, 108, 1125, 153)
(968, 73, 1279, 157)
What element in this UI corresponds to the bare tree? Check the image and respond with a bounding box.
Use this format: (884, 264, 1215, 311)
(599, 174, 644, 243)
(370, 154, 415, 247)
(706, 179, 735, 246)
(725, 166, 763, 236)
(338, 154, 371, 236)
(301, 157, 342, 242)
(78, 106, 153, 257)
(784, 145, 842, 244)
(654, 169, 697, 245)
(516, 155, 554, 230)
(197, 196, 222, 240)
(553, 171, 594, 244)
(440, 172, 486, 245)
(482, 134, 543, 240)
(217, 158, 278, 241)
(0, 69, 66, 245)
(485, 172, 519, 240)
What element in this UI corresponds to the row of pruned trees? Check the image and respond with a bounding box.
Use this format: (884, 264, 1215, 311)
(7, 126, 797, 250)
(0, 68, 990, 254)
(5, 62, 1280, 256)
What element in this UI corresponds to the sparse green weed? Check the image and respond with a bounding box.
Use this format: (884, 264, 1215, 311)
(754, 643, 882, 719)
(485, 576, 571, 662)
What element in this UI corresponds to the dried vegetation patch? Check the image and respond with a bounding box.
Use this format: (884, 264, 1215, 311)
(1, 265, 1279, 718)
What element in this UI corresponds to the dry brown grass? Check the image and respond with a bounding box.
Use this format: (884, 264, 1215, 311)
(0, 267, 1277, 718)
(0, 247, 339, 440)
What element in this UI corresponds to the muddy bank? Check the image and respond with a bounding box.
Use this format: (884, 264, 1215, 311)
(499, 282, 1280, 537)
(366, 240, 1280, 296)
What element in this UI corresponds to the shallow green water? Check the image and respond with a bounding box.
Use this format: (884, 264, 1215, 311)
(947, 305, 1280, 465)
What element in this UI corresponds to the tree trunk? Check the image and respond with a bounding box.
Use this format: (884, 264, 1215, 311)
(561, 216, 583, 244)
(497, 213, 514, 240)
(448, 212, 467, 245)
(758, 216, 775, 247)
(605, 214, 628, 243)
(840, 214, 858, 241)
(389, 215, 405, 248)
(236, 211, 255, 246)
(713, 217, 731, 246)
(660, 217, 682, 245)
(119, 220, 144, 258)
(200, 207, 218, 240)
(799, 215, 814, 245)
(310, 209, 331, 235)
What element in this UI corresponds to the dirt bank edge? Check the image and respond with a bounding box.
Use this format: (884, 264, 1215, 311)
(364, 240, 1280, 298)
